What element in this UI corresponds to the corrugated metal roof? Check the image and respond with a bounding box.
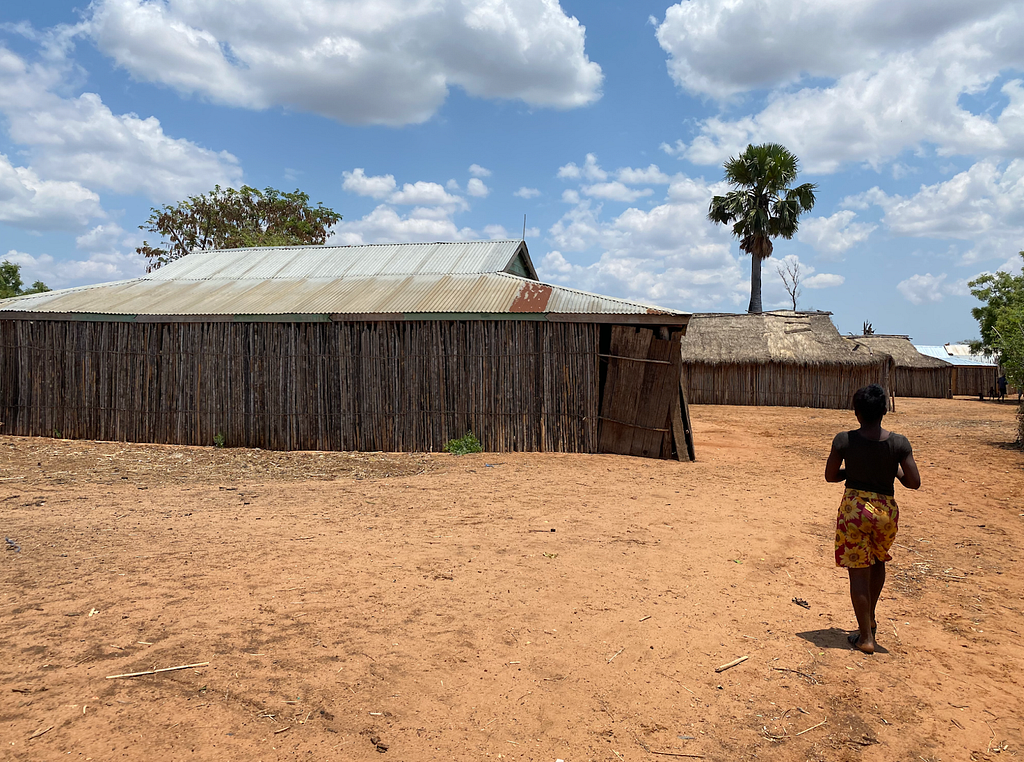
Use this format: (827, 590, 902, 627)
(146, 241, 530, 281)
(0, 271, 685, 319)
(943, 343, 999, 363)
(915, 345, 998, 367)
(0, 242, 689, 320)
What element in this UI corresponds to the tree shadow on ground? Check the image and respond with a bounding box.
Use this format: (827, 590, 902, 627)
(795, 627, 890, 654)
(985, 440, 1022, 451)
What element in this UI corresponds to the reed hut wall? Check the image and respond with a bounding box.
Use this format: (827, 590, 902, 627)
(679, 361, 889, 409)
(0, 319, 608, 453)
(893, 367, 952, 399)
(952, 365, 999, 397)
(677, 312, 892, 409)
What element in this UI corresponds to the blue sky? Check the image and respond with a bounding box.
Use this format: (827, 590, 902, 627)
(2, 0, 1023, 343)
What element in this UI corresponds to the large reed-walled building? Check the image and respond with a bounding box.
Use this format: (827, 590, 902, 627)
(0, 241, 695, 460)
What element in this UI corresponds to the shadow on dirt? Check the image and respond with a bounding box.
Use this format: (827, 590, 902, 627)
(795, 627, 890, 654)
(985, 440, 1023, 451)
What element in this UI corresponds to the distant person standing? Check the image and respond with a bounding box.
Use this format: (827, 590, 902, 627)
(825, 384, 921, 654)
(997, 374, 1007, 401)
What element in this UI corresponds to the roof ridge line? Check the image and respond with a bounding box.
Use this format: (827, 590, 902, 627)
(182, 240, 524, 254)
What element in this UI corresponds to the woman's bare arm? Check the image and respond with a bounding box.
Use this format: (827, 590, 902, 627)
(824, 447, 846, 483)
(897, 453, 921, 490)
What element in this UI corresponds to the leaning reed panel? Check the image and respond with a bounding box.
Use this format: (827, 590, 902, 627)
(0, 319, 602, 453)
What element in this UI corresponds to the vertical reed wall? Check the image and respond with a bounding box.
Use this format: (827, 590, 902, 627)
(893, 367, 953, 399)
(0, 319, 601, 452)
(951, 366, 999, 397)
(679, 361, 891, 409)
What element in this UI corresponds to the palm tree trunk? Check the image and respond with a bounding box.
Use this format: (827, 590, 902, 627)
(748, 256, 763, 313)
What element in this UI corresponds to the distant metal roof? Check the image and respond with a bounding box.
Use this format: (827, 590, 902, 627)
(915, 345, 998, 367)
(0, 242, 688, 325)
(943, 344, 999, 363)
(147, 240, 538, 281)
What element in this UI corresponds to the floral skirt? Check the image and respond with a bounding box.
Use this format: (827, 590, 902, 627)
(835, 488, 899, 569)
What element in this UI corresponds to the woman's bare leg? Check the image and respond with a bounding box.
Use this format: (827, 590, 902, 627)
(869, 561, 886, 630)
(848, 567, 876, 653)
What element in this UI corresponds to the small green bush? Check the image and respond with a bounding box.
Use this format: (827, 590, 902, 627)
(213, 432, 226, 448)
(444, 432, 483, 455)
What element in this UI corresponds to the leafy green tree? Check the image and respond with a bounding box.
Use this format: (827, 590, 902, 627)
(0, 261, 51, 299)
(137, 185, 342, 271)
(708, 143, 817, 313)
(969, 251, 1024, 390)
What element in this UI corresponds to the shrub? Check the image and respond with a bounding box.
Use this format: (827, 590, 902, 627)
(444, 432, 483, 455)
(214, 432, 226, 448)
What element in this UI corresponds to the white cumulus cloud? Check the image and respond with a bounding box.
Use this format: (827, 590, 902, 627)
(342, 168, 398, 199)
(330, 205, 478, 245)
(557, 153, 607, 182)
(844, 159, 1024, 263)
(616, 164, 671, 185)
(75, 222, 140, 255)
(896, 272, 969, 305)
(797, 210, 877, 257)
(466, 178, 490, 198)
(468, 164, 492, 178)
(0, 44, 241, 204)
(389, 181, 466, 209)
(540, 175, 754, 310)
(803, 273, 846, 289)
(656, 0, 1024, 173)
(0, 153, 103, 230)
(83, 0, 603, 126)
(514, 186, 541, 198)
(581, 182, 653, 203)
(3, 244, 147, 288)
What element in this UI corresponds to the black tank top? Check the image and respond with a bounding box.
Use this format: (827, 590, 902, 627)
(832, 430, 913, 496)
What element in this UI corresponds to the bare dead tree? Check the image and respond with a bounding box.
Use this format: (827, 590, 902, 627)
(777, 260, 801, 310)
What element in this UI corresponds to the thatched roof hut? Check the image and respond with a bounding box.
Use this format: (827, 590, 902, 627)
(678, 311, 892, 409)
(850, 335, 952, 399)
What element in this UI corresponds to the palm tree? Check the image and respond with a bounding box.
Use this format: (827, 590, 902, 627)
(708, 143, 817, 314)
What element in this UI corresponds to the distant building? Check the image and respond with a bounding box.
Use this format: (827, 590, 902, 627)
(678, 311, 892, 409)
(914, 345, 999, 397)
(850, 335, 952, 399)
(0, 241, 694, 460)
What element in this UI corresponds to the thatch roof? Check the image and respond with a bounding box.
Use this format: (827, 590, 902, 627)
(849, 335, 951, 369)
(679, 311, 889, 367)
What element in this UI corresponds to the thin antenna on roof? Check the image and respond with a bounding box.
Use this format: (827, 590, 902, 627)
(522, 214, 527, 241)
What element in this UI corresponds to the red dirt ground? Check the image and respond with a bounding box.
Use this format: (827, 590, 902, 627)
(1, 398, 1022, 762)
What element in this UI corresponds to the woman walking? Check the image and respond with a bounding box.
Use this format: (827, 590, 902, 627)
(825, 385, 921, 654)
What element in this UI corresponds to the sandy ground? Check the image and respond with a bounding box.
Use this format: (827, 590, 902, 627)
(1, 398, 1022, 762)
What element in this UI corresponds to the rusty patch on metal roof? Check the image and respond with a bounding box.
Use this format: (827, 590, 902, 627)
(510, 282, 552, 313)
